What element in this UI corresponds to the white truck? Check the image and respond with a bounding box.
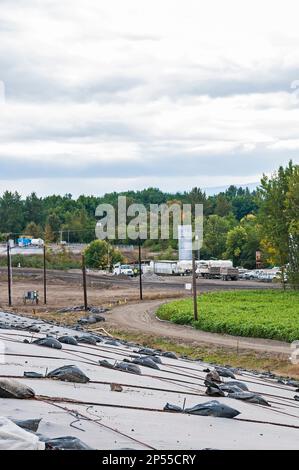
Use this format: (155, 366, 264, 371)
(176, 260, 193, 276)
(113, 264, 134, 276)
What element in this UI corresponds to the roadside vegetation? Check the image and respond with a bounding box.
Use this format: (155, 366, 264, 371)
(0, 251, 81, 270)
(157, 290, 299, 342)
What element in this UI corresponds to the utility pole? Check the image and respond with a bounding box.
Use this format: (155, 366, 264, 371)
(138, 237, 143, 301)
(192, 251, 198, 321)
(7, 239, 12, 306)
(43, 244, 47, 304)
(82, 254, 88, 311)
(107, 244, 110, 274)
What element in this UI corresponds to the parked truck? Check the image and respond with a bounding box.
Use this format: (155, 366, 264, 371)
(196, 260, 236, 279)
(220, 266, 239, 281)
(176, 260, 193, 276)
(113, 263, 134, 276)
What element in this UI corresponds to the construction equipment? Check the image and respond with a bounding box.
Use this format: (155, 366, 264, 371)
(23, 291, 39, 305)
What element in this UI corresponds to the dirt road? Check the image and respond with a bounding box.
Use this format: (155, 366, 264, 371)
(107, 299, 291, 356)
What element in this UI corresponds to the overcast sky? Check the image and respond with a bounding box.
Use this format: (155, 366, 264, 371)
(0, 0, 299, 196)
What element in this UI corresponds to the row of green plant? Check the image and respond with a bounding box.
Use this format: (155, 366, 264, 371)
(157, 290, 299, 342)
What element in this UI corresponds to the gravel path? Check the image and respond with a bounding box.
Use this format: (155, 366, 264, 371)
(107, 299, 290, 356)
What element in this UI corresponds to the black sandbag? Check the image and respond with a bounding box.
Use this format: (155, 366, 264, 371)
(78, 316, 97, 325)
(161, 351, 178, 359)
(33, 337, 62, 350)
(27, 326, 41, 333)
(228, 392, 271, 406)
(77, 335, 97, 345)
(184, 400, 240, 418)
(0, 378, 35, 399)
(13, 418, 41, 432)
(221, 380, 249, 391)
(24, 372, 44, 379)
(45, 436, 93, 450)
(144, 355, 162, 364)
(99, 359, 114, 369)
(135, 348, 157, 356)
(219, 384, 244, 394)
(47, 365, 90, 384)
(58, 336, 78, 346)
(215, 367, 236, 379)
(164, 403, 183, 412)
(287, 379, 299, 387)
(105, 340, 120, 346)
(206, 384, 226, 397)
(92, 315, 105, 322)
(115, 362, 142, 375)
(132, 357, 160, 370)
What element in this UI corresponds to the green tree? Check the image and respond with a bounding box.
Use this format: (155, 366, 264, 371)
(84, 240, 124, 269)
(46, 213, 62, 241)
(225, 226, 248, 266)
(0, 191, 24, 234)
(62, 208, 95, 243)
(214, 194, 232, 217)
(285, 166, 299, 288)
(44, 223, 55, 243)
(225, 215, 261, 268)
(257, 161, 299, 287)
(24, 192, 44, 226)
(201, 214, 236, 259)
(23, 221, 43, 238)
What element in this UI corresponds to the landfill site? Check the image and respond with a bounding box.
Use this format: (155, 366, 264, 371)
(0, 309, 298, 450)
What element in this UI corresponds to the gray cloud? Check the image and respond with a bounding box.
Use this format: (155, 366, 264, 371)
(0, 0, 298, 195)
(0, 146, 296, 180)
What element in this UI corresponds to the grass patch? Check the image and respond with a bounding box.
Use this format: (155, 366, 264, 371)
(157, 290, 299, 342)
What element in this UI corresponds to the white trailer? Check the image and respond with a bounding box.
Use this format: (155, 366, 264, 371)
(150, 260, 178, 275)
(31, 238, 44, 247)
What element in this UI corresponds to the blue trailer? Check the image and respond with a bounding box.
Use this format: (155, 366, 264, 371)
(18, 237, 32, 247)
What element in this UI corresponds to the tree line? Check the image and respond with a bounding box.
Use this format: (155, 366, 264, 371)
(0, 161, 298, 281)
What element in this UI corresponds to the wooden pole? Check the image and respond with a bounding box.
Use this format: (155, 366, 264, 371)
(7, 240, 12, 306)
(82, 254, 88, 311)
(138, 237, 143, 301)
(43, 244, 47, 304)
(192, 251, 198, 321)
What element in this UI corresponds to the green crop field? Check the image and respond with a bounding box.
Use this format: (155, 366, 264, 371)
(157, 290, 299, 342)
